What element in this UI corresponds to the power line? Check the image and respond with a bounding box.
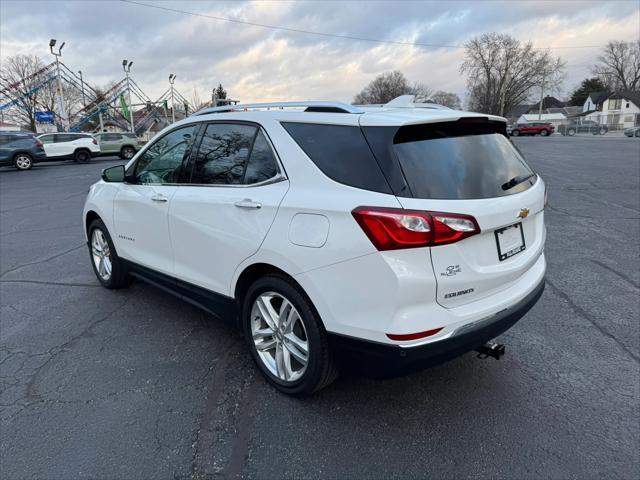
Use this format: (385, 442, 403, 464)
(120, 0, 605, 50)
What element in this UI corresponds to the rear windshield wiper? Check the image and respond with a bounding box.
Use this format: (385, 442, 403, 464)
(502, 173, 535, 191)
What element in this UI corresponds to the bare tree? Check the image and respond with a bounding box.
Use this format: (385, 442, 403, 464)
(460, 33, 565, 115)
(0, 54, 52, 131)
(411, 82, 433, 102)
(354, 71, 421, 104)
(592, 40, 640, 91)
(428, 91, 462, 109)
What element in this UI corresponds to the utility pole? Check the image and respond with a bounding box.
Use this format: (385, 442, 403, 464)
(122, 60, 135, 133)
(78, 70, 86, 107)
(538, 76, 545, 121)
(49, 39, 68, 132)
(169, 74, 176, 124)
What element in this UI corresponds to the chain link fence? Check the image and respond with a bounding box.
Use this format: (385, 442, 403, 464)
(556, 112, 640, 136)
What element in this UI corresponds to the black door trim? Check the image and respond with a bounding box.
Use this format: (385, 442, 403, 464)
(121, 259, 240, 328)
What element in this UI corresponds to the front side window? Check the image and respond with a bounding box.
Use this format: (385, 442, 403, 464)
(133, 124, 196, 184)
(190, 123, 256, 185)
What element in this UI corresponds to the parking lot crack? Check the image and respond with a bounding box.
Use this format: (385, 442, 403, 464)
(0, 279, 101, 288)
(546, 279, 639, 363)
(0, 243, 86, 278)
(589, 259, 640, 290)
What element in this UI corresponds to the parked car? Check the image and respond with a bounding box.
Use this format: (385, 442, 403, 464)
(83, 99, 546, 395)
(557, 120, 608, 136)
(37, 133, 100, 163)
(0, 131, 47, 170)
(623, 126, 640, 137)
(94, 132, 140, 159)
(510, 122, 554, 136)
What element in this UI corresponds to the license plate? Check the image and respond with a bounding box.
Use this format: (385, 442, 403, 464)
(495, 223, 526, 261)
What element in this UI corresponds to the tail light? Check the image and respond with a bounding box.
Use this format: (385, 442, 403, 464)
(352, 207, 480, 251)
(92, 138, 98, 145)
(35, 139, 44, 148)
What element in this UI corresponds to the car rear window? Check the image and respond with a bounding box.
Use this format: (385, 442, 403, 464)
(392, 121, 534, 200)
(281, 122, 391, 194)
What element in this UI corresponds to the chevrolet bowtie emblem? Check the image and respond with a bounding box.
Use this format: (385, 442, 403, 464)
(517, 208, 530, 219)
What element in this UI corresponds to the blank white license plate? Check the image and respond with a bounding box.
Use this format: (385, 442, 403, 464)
(495, 222, 526, 261)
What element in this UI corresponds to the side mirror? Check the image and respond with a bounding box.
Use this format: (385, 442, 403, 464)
(101, 165, 125, 182)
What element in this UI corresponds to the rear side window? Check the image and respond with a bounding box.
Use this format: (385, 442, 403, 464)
(244, 131, 278, 184)
(392, 122, 534, 199)
(281, 122, 391, 194)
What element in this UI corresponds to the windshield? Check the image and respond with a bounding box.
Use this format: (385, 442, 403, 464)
(393, 131, 535, 200)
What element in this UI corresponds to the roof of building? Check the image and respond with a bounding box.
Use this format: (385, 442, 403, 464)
(614, 91, 640, 107)
(519, 113, 567, 122)
(526, 96, 565, 113)
(587, 91, 610, 104)
(504, 104, 533, 119)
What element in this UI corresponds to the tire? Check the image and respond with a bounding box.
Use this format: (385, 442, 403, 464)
(539, 129, 549, 136)
(511, 130, 520, 136)
(242, 274, 338, 395)
(120, 146, 136, 160)
(75, 149, 91, 163)
(567, 128, 576, 136)
(599, 127, 607, 135)
(88, 219, 130, 289)
(635, 130, 640, 138)
(14, 153, 33, 170)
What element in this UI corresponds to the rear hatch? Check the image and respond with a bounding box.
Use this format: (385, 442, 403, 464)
(383, 120, 546, 308)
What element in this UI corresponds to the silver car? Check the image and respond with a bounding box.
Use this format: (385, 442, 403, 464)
(94, 132, 140, 159)
(624, 127, 640, 137)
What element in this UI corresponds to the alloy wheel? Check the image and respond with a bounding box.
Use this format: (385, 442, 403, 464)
(250, 292, 309, 382)
(15, 155, 32, 170)
(91, 228, 112, 281)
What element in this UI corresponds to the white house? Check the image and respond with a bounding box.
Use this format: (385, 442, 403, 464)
(582, 91, 609, 113)
(600, 92, 640, 128)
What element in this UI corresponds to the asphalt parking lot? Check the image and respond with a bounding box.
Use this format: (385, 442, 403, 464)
(1, 136, 639, 479)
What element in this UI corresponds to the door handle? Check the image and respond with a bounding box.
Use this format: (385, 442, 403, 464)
(234, 199, 262, 209)
(151, 194, 168, 203)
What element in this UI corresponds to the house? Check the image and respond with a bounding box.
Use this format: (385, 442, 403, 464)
(582, 91, 609, 113)
(601, 92, 640, 128)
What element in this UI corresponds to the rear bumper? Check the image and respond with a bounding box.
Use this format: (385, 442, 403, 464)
(328, 276, 545, 377)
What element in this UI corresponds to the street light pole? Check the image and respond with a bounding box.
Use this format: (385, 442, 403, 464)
(49, 39, 68, 131)
(122, 60, 135, 134)
(78, 70, 86, 107)
(169, 74, 176, 124)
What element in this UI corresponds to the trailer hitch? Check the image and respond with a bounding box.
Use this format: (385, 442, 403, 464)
(475, 341, 505, 360)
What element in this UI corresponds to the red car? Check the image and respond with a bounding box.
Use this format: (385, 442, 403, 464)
(509, 122, 555, 137)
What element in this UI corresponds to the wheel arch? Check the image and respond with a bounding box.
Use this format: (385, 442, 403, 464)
(234, 262, 293, 304)
(85, 210, 102, 236)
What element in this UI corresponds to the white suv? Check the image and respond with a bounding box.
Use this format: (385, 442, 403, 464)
(38, 132, 100, 163)
(83, 97, 546, 395)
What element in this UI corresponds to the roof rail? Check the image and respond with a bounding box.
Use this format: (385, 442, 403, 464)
(194, 101, 363, 116)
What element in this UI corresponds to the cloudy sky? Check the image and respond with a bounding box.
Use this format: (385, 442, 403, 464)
(1, 0, 638, 106)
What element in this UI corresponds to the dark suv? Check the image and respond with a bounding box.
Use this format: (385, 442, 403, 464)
(0, 132, 47, 171)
